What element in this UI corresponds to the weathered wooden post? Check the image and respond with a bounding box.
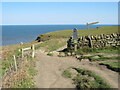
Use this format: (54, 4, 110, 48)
(13, 55, 17, 71)
(21, 48, 23, 58)
(86, 22, 99, 48)
(20, 42, 23, 46)
(32, 45, 35, 58)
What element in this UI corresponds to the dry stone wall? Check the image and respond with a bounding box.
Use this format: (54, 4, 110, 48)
(67, 33, 120, 49)
(78, 33, 120, 48)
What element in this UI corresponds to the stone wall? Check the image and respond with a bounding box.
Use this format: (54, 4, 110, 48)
(67, 33, 120, 50)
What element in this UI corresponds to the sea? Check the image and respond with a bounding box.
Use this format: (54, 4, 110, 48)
(1, 25, 116, 46)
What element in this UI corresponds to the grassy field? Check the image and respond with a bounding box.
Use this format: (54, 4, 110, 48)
(35, 38, 67, 52)
(37, 26, 119, 41)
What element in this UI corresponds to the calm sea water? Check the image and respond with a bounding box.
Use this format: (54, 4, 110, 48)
(2, 25, 115, 46)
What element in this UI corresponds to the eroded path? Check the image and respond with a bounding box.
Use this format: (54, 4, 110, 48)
(34, 49, 119, 88)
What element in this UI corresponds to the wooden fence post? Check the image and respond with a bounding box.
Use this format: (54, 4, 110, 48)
(13, 55, 17, 71)
(74, 44, 77, 51)
(32, 45, 35, 58)
(74, 40, 77, 51)
(21, 48, 23, 58)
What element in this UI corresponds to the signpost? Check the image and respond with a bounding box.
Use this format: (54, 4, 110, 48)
(86, 21, 99, 29)
(86, 22, 99, 48)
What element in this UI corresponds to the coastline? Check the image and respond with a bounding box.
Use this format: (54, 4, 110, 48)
(1, 25, 119, 88)
(1, 25, 119, 58)
(2, 25, 117, 46)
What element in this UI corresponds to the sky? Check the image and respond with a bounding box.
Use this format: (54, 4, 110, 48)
(1, 2, 118, 25)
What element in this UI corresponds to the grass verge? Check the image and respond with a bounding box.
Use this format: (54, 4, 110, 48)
(2, 47, 37, 88)
(99, 61, 119, 72)
(71, 67, 110, 88)
(35, 38, 67, 52)
(75, 46, 119, 55)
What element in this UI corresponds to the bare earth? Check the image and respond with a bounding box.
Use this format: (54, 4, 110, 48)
(34, 48, 119, 88)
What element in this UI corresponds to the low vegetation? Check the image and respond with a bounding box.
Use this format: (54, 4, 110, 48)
(75, 46, 119, 55)
(62, 67, 110, 88)
(47, 52, 53, 56)
(74, 46, 119, 62)
(99, 61, 119, 72)
(2, 45, 37, 88)
(62, 70, 72, 78)
(2, 41, 37, 59)
(36, 26, 118, 41)
(11, 56, 37, 88)
(35, 38, 67, 52)
(79, 55, 120, 62)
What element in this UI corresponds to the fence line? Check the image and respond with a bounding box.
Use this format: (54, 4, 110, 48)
(21, 44, 35, 58)
(2, 44, 36, 88)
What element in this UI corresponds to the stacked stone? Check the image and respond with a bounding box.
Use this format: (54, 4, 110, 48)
(104, 33, 119, 47)
(67, 37, 75, 51)
(77, 36, 90, 48)
(90, 34, 106, 48)
(67, 33, 120, 50)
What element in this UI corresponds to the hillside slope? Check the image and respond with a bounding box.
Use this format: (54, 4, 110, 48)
(36, 26, 119, 41)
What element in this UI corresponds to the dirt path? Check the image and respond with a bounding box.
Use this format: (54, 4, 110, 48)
(34, 49, 119, 88)
(34, 50, 76, 88)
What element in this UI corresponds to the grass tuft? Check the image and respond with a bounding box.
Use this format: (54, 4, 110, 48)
(62, 70, 72, 78)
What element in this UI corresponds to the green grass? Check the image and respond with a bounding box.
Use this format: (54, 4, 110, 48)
(11, 77, 36, 88)
(78, 54, 120, 62)
(62, 70, 72, 78)
(57, 54, 64, 57)
(1, 40, 38, 60)
(75, 46, 119, 55)
(28, 67, 38, 76)
(35, 38, 67, 51)
(10, 55, 37, 88)
(99, 61, 119, 72)
(72, 67, 110, 88)
(75, 46, 120, 61)
(47, 53, 53, 56)
(2, 46, 37, 88)
(0, 68, 2, 77)
(37, 26, 119, 41)
(91, 56, 120, 61)
(2, 49, 22, 76)
(100, 61, 119, 68)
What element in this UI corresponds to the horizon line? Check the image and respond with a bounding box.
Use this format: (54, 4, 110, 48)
(0, 24, 118, 26)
